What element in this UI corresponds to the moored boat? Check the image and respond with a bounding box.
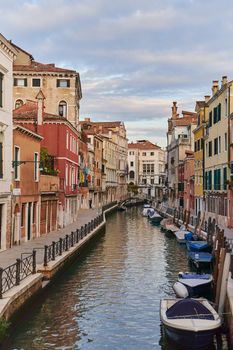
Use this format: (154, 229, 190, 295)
(176, 272, 213, 297)
(188, 251, 213, 268)
(142, 205, 154, 217)
(160, 298, 221, 349)
(147, 209, 163, 224)
(186, 240, 210, 252)
(174, 230, 193, 243)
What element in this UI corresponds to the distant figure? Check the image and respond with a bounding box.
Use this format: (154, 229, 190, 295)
(89, 199, 92, 209)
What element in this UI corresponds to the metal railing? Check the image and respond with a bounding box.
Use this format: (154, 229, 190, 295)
(0, 201, 117, 297)
(43, 213, 104, 267)
(0, 251, 36, 298)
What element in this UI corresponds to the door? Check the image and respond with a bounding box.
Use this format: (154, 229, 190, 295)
(0, 204, 2, 249)
(27, 202, 32, 240)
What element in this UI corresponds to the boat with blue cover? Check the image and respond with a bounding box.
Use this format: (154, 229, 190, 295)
(142, 204, 154, 217)
(177, 272, 213, 297)
(188, 251, 213, 268)
(186, 240, 210, 252)
(175, 230, 193, 243)
(160, 298, 221, 349)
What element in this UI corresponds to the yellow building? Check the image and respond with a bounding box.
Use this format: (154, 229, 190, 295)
(193, 98, 209, 214)
(204, 77, 233, 227)
(11, 42, 82, 128)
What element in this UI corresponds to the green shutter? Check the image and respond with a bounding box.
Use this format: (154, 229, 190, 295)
(223, 167, 227, 190)
(214, 107, 217, 124)
(218, 103, 221, 121)
(209, 171, 212, 190)
(209, 111, 212, 127)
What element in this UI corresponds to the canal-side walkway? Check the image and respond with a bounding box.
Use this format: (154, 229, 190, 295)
(0, 208, 100, 269)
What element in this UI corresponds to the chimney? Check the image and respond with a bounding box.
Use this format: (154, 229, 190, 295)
(221, 76, 228, 86)
(212, 80, 219, 96)
(35, 90, 45, 125)
(171, 101, 178, 119)
(204, 95, 210, 103)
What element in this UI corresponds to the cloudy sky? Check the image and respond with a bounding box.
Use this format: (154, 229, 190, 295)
(2, 0, 233, 147)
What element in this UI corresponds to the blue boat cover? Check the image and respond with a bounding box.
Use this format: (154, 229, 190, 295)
(166, 299, 214, 320)
(179, 273, 211, 280)
(188, 252, 213, 263)
(187, 241, 209, 251)
(184, 232, 193, 241)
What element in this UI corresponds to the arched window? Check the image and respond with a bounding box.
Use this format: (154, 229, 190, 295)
(15, 99, 23, 109)
(129, 170, 135, 179)
(58, 101, 67, 117)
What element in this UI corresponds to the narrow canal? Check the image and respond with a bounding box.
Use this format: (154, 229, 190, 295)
(6, 207, 229, 350)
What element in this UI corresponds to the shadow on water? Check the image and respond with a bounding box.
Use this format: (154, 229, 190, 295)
(3, 207, 231, 350)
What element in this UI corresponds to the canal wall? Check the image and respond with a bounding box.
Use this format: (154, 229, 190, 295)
(0, 203, 118, 322)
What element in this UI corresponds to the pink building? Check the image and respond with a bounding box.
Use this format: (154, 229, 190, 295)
(228, 115, 233, 227)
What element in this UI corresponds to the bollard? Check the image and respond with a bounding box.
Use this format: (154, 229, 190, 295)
(65, 235, 69, 251)
(44, 245, 48, 266)
(16, 259, 21, 286)
(52, 241, 56, 261)
(32, 250, 36, 274)
(71, 232, 74, 247)
(59, 238, 63, 255)
(0, 268, 3, 299)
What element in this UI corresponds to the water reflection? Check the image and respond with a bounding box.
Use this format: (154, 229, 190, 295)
(6, 207, 229, 350)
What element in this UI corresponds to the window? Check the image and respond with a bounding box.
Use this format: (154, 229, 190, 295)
(225, 133, 227, 151)
(0, 142, 2, 178)
(32, 202, 37, 224)
(142, 152, 146, 156)
(14, 78, 27, 87)
(218, 136, 221, 153)
(151, 178, 154, 185)
(214, 138, 218, 155)
(150, 152, 154, 156)
(208, 111, 212, 127)
(213, 107, 218, 124)
(223, 167, 227, 190)
(14, 146, 20, 180)
(143, 164, 146, 173)
(130, 161, 134, 167)
(57, 79, 70, 88)
(34, 153, 39, 181)
(197, 139, 200, 151)
(197, 115, 200, 126)
(58, 101, 67, 117)
(129, 170, 134, 179)
(208, 141, 212, 157)
(15, 99, 23, 109)
(32, 78, 40, 87)
(225, 98, 228, 117)
(214, 169, 221, 190)
(218, 103, 221, 121)
(0, 73, 3, 108)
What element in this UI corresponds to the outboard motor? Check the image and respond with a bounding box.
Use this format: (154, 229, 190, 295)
(173, 282, 189, 298)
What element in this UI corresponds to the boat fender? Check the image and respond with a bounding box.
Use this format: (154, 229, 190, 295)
(172, 282, 189, 298)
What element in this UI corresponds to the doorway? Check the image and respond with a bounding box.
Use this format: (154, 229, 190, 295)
(27, 202, 32, 241)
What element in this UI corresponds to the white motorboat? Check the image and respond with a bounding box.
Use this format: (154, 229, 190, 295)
(160, 298, 221, 349)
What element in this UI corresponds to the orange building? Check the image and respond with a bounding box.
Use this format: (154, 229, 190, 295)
(12, 125, 42, 243)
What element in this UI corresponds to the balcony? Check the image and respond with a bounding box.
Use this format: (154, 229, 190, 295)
(40, 174, 59, 193)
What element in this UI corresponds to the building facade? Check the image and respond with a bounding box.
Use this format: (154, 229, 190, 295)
(167, 102, 197, 207)
(128, 140, 166, 200)
(12, 42, 82, 128)
(0, 35, 17, 250)
(204, 78, 233, 227)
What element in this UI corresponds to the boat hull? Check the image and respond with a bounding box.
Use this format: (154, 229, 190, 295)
(180, 281, 212, 297)
(164, 324, 218, 349)
(149, 216, 163, 224)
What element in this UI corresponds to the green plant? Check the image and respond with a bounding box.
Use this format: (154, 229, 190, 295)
(40, 147, 58, 176)
(0, 318, 10, 342)
(128, 183, 138, 195)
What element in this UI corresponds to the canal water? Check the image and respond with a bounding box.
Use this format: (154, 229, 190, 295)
(6, 207, 229, 350)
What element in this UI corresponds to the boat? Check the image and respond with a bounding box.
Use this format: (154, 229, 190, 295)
(174, 272, 213, 297)
(117, 205, 127, 212)
(147, 209, 163, 224)
(160, 217, 173, 231)
(160, 298, 221, 349)
(174, 230, 193, 243)
(188, 251, 213, 268)
(142, 204, 154, 217)
(186, 240, 210, 252)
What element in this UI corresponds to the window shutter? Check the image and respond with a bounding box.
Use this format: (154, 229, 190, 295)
(57, 79, 59, 87)
(67, 79, 70, 87)
(218, 103, 221, 121)
(209, 171, 212, 190)
(24, 78, 27, 87)
(214, 107, 217, 124)
(209, 111, 212, 127)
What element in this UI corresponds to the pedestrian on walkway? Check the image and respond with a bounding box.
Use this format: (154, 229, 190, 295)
(89, 198, 92, 209)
